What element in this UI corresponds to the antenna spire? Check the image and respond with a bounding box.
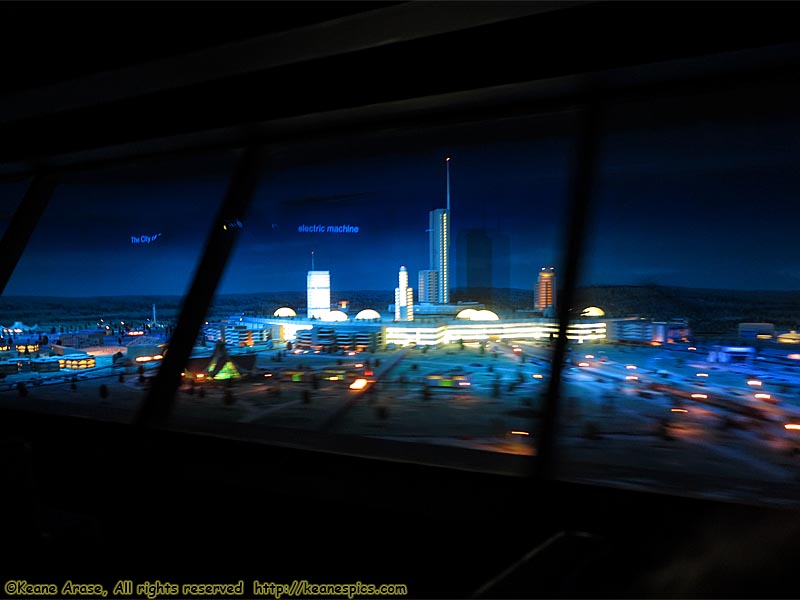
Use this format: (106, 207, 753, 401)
(311, 250, 315, 271)
(445, 156, 451, 211)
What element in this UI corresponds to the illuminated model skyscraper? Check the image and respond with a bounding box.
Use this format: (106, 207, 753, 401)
(394, 266, 414, 321)
(429, 209, 450, 303)
(418, 270, 439, 303)
(419, 157, 451, 304)
(535, 266, 556, 311)
(307, 253, 331, 319)
(307, 271, 331, 319)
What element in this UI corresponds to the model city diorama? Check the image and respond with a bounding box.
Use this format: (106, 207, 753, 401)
(2, 157, 800, 504)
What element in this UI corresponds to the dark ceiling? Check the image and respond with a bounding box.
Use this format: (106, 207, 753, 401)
(0, 2, 403, 93)
(2, 2, 800, 175)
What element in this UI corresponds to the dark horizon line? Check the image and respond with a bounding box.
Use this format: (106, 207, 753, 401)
(3, 283, 800, 301)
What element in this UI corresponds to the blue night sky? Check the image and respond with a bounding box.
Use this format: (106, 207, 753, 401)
(2, 83, 800, 298)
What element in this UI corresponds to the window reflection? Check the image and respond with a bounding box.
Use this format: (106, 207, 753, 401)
(560, 84, 800, 505)
(0, 179, 28, 239)
(171, 116, 574, 465)
(0, 154, 235, 418)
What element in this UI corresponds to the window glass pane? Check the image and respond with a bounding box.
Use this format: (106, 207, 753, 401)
(561, 82, 800, 505)
(0, 179, 28, 239)
(0, 152, 236, 418)
(173, 115, 575, 471)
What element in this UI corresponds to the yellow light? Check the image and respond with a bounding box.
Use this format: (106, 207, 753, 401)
(626, 375, 638, 381)
(788, 354, 800, 360)
(510, 430, 529, 436)
(532, 374, 543, 379)
(687, 346, 697, 351)
(354, 363, 364, 368)
(785, 424, 800, 431)
(696, 373, 709, 377)
(747, 380, 762, 387)
(196, 373, 205, 379)
(135, 356, 153, 363)
(578, 362, 589, 367)
(349, 378, 368, 390)
(671, 408, 688, 413)
(626, 365, 637, 370)
(755, 393, 771, 400)
(691, 393, 707, 399)
(585, 354, 595, 359)
(152, 354, 163, 360)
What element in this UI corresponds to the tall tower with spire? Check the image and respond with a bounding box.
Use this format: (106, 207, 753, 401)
(420, 157, 451, 304)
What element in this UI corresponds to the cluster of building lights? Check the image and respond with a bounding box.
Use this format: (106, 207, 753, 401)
(226, 158, 612, 349)
(134, 354, 164, 363)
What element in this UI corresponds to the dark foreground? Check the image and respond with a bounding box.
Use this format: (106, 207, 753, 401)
(4, 406, 800, 599)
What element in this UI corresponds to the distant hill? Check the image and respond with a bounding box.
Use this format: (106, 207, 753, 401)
(0, 295, 183, 329)
(572, 285, 800, 334)
(1, 286, 798, 335)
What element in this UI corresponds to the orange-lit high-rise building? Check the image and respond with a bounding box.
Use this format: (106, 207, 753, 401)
(535, 266, 556, 311)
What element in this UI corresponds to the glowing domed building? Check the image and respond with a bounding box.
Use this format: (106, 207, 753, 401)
(456, 308, 499, 321)
(777, 330, 800, 344)
(473, 310, 499, 321)
(322, 310, 349, 322)
(355, 309, 382, 321)
(273, 307, 297, 318)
